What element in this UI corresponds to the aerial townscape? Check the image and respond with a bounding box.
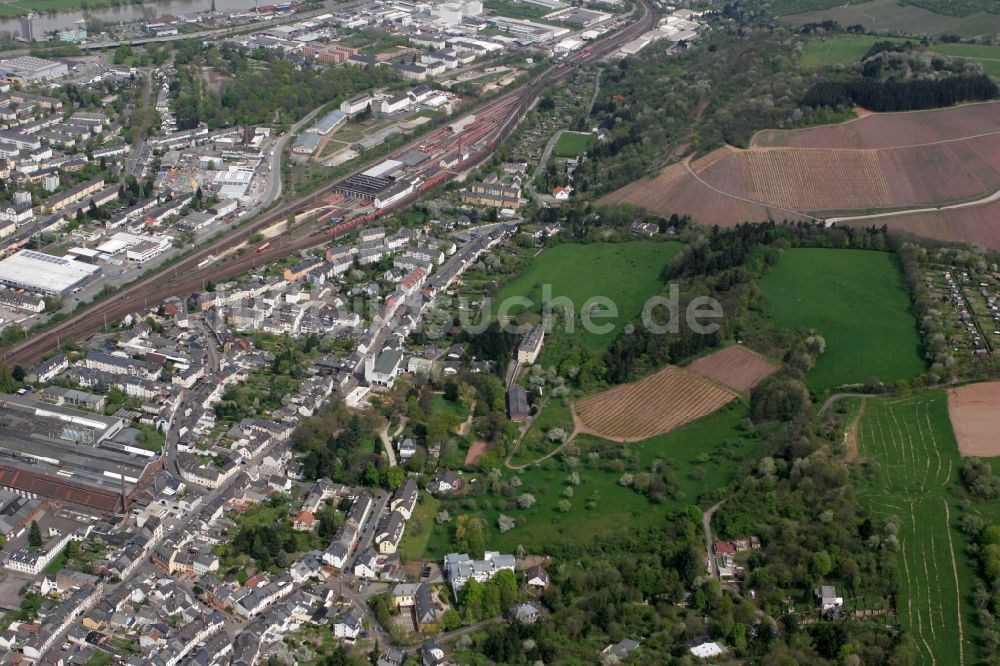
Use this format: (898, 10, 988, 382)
(0, 0, 999, 663)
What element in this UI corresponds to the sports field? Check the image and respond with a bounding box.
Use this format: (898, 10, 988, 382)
(494, 241, 681, 352)
(759, 249, 924, 391)
(853, 393, 977, 665)
(553, 131, 595, 158)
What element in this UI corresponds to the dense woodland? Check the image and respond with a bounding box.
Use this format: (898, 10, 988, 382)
(578, 27, 847, 195)
(802, 73, 998, 111)
(169, 42, 398, 130)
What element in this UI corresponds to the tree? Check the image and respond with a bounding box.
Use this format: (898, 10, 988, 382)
(384, 466, 405, 491)
(497, 514, 515, 533)
(461, 579, 485, 622)
(492, 569, 518, 608)
(11, 365, 24, 383)
(441, 608, 461, 630)
(29, 521, 42, 549)
(0, 363, 16, 394)
(517, 493, 536, 509)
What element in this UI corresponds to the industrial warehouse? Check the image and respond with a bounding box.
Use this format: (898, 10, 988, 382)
(0, 394, 160, 513)
(0, 249, 101, 296)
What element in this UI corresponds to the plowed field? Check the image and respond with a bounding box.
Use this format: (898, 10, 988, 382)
(600, 102, 1000, 240)
(688, 346, 777, 392)
(947, 382, 1000, 457)
(841, 198, 1000, 251)
(574, 365, 737, 442)
(752, 102, 1000, 149)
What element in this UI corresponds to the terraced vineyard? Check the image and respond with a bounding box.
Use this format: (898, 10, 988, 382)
(854, 393, 977, 665)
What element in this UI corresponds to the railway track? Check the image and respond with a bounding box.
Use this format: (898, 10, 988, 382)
(2, 0, 655, 367)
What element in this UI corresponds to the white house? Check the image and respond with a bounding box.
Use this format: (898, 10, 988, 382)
(365, 348, 404, 387)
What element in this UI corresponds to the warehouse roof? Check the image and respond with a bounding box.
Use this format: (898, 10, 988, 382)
(0, 250, 100, 295)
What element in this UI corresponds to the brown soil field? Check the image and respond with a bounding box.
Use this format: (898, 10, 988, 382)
(599, 154, 811, 227)
(574, 365, 737, 442)
(465, 440, 490, 466)
(842, 199, 1000, 251)
(752, 102, 1000, 150)
(739, 148, 894, 210)
(947, 382, 1000, 457)
(600, 103, 1000, 245)
(688, 345, 777, 392)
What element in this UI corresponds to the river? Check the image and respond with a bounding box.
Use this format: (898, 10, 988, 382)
(0, 0, 266, 37)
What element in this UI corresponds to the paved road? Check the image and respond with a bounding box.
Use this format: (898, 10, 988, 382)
(825, 184, 1000, 226)
(702, 499, 726, 580)
(525, 129, 567, 206)
(262, 105, 328, 208)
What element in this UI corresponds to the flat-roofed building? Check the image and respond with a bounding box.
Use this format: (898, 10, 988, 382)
(0, 250, 101, 296)
(0, 394, 158, 513)
(0, 56, 68, 82)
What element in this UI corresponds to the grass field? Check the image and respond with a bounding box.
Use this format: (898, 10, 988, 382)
(418, 403, 755, 557)
(429, 394, 469, 425)
(799, 35, 908, 70)
(509, 398, 573, 467)
(553, 131, 595, 158)
(759, 249, 924, 392)
(494, 241, 681, 353)
(801, 34, 1000, 75)
(852, 392, 978, 665)
(932, 43, 1000, 77)
(780, 0, 1000, 38)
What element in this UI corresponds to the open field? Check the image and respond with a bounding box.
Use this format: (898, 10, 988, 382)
(494, 241, 681, 352)
(416, 404, 756, 557)
(574, 365, 737, 441)
(948, 382, 1000, 456)
(853, 393, 977, 664)
(778, 0, 1000, 38)
(688, 345, 777, 392)
(602, 103, 1000, 241)
(799, 35, 1000, 75)
(759, 249, 924, 391)
(799, 35, 909, 70)
(553, 131, 594, 157)
(934, 43, 1000, 78)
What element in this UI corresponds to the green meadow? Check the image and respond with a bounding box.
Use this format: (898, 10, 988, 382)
(759, 248, 924, 392)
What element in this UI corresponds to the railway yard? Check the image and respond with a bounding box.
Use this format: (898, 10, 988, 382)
(0, 0, 655, 368)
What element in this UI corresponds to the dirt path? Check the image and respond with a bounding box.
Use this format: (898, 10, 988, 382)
(505, 399, 580, 471)
(702, 499, 727, 579)
(458, 401, 475, 436)
(942, 499, 966, 665)
(844, 401, 866, 464)
(378, 417, 407, 468)
(817, 392, 877, 417)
